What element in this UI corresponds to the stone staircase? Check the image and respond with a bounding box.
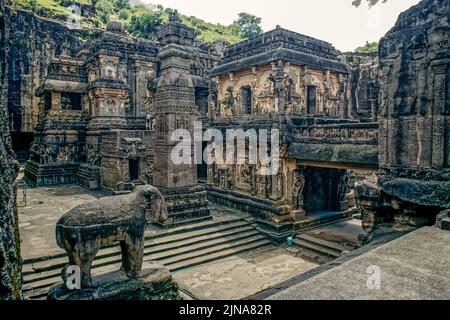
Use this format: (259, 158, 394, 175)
(293, 233, 354, 263)
(22, 217, 272, 300)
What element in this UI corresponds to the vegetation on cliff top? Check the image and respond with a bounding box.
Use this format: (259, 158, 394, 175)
(355, 41, 378, 53)
(7, 0, 264, 44)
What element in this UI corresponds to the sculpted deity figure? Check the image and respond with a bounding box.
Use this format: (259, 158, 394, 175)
(221, 86, 235, 117)
(292, 168, 305, 209)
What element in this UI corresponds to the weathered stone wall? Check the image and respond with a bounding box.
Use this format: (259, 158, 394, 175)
(378, 0, 449, 169)
(0, 1, 22, 300)
(5, 7, 92, 133)
(344, 52, 380, 121)
(216, 62, 348, 118)
(356, 0, 450, 238)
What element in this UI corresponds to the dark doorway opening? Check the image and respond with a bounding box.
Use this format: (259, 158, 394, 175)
(303, 167, 341, 213)
(11, 132, 34, 163)
(241, 86, 252, 114)
(129, 159, 139, 181)
(195, 87, 209, 116)
(307, 85, 317, 114)
(197, 141, 208, 183)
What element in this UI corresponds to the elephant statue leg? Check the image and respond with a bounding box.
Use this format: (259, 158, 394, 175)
(78, 243, 99, 288)
(61, 241, 80, 286)
(120, 240, 130, 273)
(122, 237, 144, 279)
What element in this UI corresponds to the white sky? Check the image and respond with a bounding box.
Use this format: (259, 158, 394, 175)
(139, 0, 421, 52)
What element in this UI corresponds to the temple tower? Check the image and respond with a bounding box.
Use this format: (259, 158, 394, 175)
(153, 12, 211, 227)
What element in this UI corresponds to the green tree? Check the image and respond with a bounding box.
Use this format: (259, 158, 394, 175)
(96, 0, 114, 24)
(235, 12, 263, 39)
(113, 0, 130, 11)
(26, 0, 37, 12)
(118, 8, 130, 21)
(126, 11, 164, 40)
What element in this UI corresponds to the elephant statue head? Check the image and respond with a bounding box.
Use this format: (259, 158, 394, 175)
(136, 185, 169, 224)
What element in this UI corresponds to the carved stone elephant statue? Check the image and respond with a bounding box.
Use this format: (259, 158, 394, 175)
(55, 185, 168, 288)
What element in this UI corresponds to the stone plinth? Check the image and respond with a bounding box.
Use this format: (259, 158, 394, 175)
(47, 263, 180, 300)
(158, 185, 212, 228)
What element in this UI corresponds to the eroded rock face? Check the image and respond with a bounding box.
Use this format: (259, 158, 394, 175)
(345, 52, 380, 121)
(0, 1, 22, 300)
(357, 0, 450, 236)
(5, 7, 91, 133)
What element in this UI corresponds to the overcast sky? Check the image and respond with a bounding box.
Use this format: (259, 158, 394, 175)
(139, 0, 421, 52)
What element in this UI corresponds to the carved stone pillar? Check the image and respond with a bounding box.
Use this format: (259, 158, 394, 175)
(291, 167, 306, 220)
(151, 12, 211, 227)
(431, 59, 449, 169)
(337, 170, 350, 212)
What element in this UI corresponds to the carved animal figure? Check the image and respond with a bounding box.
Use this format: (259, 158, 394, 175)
(55, 185, 168, 288)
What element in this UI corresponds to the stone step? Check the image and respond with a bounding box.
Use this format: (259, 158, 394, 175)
(22, 235, 264, 300)
(22, 217, 247, 271)
(168, 240, 273, 272)
(293, 239, 341, 259)
(296, 210, 354, 232)
(23, 226, 257, 284)
(22, 216, 266, 299)
(296, 234, 353, 253)
(144, 217, 247, 241)
(441, 217, 450, 231)
(147, 232, 262, 263)
(23, 237, 271, 300)
(146, 225, 256, 253)
(23, 220, 251, 277)
(159, 215, 213, 229)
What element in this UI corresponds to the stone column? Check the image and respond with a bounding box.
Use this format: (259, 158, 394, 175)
(431, 59, 449, 169)
(153, 13, 198, 188)
(151, 12, 211, 227)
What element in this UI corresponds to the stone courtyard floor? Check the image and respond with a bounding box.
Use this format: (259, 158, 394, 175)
(17, 183, 111, 260)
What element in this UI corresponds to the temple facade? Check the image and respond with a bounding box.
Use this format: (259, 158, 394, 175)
(21, 14, 384, 237)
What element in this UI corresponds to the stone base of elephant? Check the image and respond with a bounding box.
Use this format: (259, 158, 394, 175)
(47, 262, 181, 300)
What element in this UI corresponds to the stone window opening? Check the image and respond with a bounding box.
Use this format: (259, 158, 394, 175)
(241, 86, 253, 114)
(61, 92, 82, 111)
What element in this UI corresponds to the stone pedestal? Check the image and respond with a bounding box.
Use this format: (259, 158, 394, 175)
(24, 160, 79, 186)
(158, 185, 212, 228)
(47, 263, 180, 300)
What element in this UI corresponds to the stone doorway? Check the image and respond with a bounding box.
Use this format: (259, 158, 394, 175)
(197, 141, 208, 183)
(129, 159, 140, 181)
(241, 86, 252, 114)
(307, 85, 317, 114)
(303, 167, 342, 213)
